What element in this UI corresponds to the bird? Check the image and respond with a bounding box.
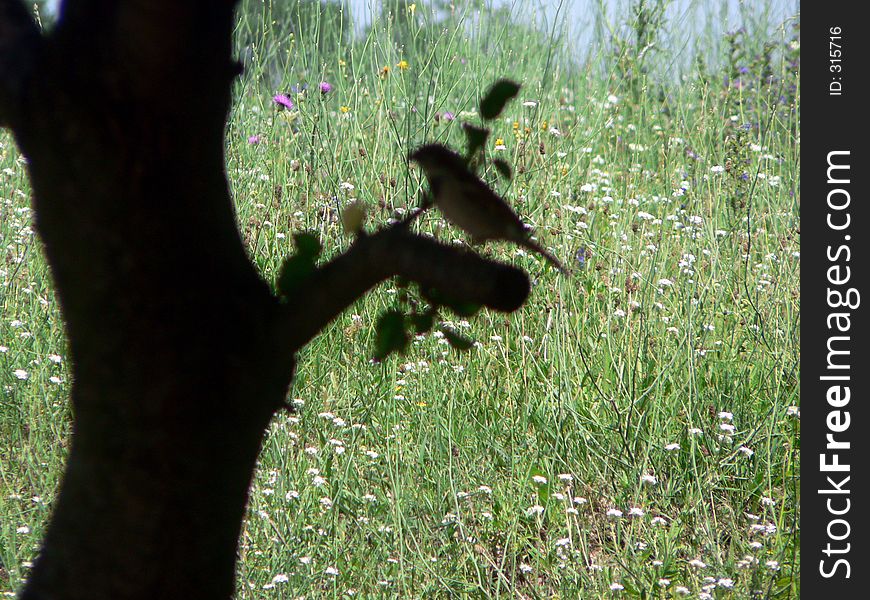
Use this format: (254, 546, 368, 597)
(409, 143, 568, 274)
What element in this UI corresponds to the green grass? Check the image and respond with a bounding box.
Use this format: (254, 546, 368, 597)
(1, 1, 800, 597)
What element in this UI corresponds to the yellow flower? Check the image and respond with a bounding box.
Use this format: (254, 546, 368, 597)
(396, 60, 409, 71)
(408, 3, 416, 16)
(380, 65, 391, 78)
(512, 121, 520, 131)
(340, 106, 350, 114)
(338, 59, 346, 67)
(541, 119, 549, 131)
(494, 138, 505, 146)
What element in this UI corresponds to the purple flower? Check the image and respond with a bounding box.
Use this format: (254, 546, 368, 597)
(319, 81, 332, 94)
(247, 134, 261, 145)
(273, 94, 293, 110)
(442, 111, 455, 122)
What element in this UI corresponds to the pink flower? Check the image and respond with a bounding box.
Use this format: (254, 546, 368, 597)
(247, 135, 261, 145)
(273, 94, 293, 110)
(319, 81, 332, 94)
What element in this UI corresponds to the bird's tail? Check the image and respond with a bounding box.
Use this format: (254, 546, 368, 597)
(519, 238, 570, 275)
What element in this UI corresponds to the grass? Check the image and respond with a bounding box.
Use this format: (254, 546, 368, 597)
(1, 1, 800, 597)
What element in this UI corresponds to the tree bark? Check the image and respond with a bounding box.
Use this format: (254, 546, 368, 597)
(0, 1, 529, 598)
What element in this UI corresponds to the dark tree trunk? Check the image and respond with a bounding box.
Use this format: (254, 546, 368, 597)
(0, 2, 529, 598)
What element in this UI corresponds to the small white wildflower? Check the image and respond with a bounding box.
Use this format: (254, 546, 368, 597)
(718, 411, 733, 421)
(628, 507, 645, 517)
(675, 586, 690, 596)
(651, 516, 668, 526)
(738, 446, 754, 457)
(606, 508, 624, 519)
(765, 560, 780, 571)
(526, 504, 545, 517)
(324, 566, 339, 576)
(664, 443, 680, 451)
(532, 475, 548, 485)
(609, 582, 624, 591)
(689, 559, 707, 568)
(519, 563, 533, 573)
(658, 578, 671, 587)
(718, 578, 734, 589)
(641, 474, 658, 486)
(13, 369, 28, 380)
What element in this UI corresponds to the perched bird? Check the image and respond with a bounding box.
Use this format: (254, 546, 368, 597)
(410, 143, 568, 274)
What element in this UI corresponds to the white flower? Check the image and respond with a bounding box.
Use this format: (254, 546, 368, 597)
(762, 497, 776, 507)
(324, 566, 339, 576)
(16, 525, 30, 534)
(738, 446, 754, 457)
(606, 508, 623, 519)
(718, 411, 733, 421)
(519, 563, 533, 573)
(675, 586, 690, 596)
(664, 443, 680, 451)
(651, 516, 668, 526)
(526, 504, 545, 517)
(765, 560, 780, 571)
(286, 490, 299, 501)
(532, 475, 548, 485)
(13, 369, 28, 380)
(641, 474, 658, 485)
(658, 278, 674, 287)
(271, 574, 289, 584)
(658, 578, 671, 587)
(609, 582, 624, 591)
(689, 559, 707, 568)
(718, 578, 734, 588)
(628, 507, 645, 517)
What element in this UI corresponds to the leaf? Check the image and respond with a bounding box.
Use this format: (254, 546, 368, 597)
(293, 232, 322, 259)
(373, 310, 409, 361)
(410, 312, 435, 334)
(480, 79, 521, 120)
(462, 123, 489, 160)
(421, 287, 481, 318)
(276, 254, 315, 297)
(492, 158, 513, 180)
(440, 328, 475, 351)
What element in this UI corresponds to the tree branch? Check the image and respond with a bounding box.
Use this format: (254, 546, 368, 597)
(280, 225, 530, 352)
(0, 0, 42, 128)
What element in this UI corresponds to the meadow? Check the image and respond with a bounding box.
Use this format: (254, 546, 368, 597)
(1, 1, 800, 597)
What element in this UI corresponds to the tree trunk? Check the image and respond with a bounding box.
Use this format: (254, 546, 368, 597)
(0, 2, 529, 598)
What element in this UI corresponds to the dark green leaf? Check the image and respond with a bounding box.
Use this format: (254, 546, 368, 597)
(410, 312, 435, 334)
(293, 232, 322, 259)
(462, 124, 489, 161)
(492, 158, 513, 180)
(421, 287, 481, 318)
(277, 254, 315, 297)
(441, 328, 475, 351)
(480, 79, 521, 120)
(373, 310, 409, 361)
